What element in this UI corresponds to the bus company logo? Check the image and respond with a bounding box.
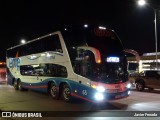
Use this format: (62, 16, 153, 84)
(9, 58, 20, 70)
(2, 112, 11, 117)
(94, 28, 114, 37)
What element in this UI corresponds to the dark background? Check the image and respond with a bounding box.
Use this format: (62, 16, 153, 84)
(1, 0, 160, 61)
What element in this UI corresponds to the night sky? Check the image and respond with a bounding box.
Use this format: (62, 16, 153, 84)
(1, 0, 160, 61)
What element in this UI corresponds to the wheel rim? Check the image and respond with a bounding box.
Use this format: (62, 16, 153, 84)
(18, 82, 21, 90)
(63, 87, 71, 101)
(50, 85, 57, 97)
(137, 83, 143, 90)
(14, 81, 17, 89)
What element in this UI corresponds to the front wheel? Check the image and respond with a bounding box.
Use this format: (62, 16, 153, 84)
(136, 82, 144, 91)
(148, 87, 154, 90)
(62, 84, 72, 102)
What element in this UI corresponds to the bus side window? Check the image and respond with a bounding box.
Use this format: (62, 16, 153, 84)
(20, 65, 34, 76)
(58, 66, 67, 77)
(43, 64, 54, 76)
(43, 64, 67, 77)
(49, 65, 56, 77)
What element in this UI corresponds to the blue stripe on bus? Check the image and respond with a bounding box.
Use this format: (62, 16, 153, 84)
(19, 78, 130, 102)
(7, 71, 130, 102)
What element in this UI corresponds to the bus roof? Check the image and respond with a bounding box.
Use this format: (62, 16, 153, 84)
(7, 31, 60, 50)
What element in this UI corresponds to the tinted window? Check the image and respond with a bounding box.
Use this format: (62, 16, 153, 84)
(20, 65, 35, 76)
(7, 34, 62, 58)
(20, 64, 67, 77)
(145, 71, 159, 77)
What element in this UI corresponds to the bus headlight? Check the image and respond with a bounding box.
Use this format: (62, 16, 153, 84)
(94, 92, 104, 101)
(128, 91, 131, 95)
(96, 86, 105, 92)
(126, 83, 131, 89)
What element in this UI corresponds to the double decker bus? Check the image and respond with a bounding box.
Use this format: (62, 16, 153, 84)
(6, 24, 131, 102)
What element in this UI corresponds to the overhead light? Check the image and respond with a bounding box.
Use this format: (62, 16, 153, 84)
(84, 24, 88, 28)
(21, 39, 26, 44)
(138, 0, 146, 6)
(98, 26, 106, 30)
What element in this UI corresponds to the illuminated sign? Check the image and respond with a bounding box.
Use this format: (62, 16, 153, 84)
(106, 57, 120, 63)
(94, 28, 115, 37)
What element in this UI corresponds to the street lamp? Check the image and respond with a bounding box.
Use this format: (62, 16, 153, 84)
(21, 39, 26, 44)
(138, 0, 158, 70)
(138, 0, 146, 6)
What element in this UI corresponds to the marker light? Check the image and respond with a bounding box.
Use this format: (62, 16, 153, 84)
(126, 83, 131, 89)
(95, 93, 104, 101)
(91, 85, 97, 89)
(97, 59, 101, 64)
(96, 86, 105, 92)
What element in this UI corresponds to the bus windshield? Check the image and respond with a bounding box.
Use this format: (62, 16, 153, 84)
(62, 25, 128, 84)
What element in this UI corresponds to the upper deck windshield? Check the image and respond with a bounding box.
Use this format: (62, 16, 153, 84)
(62, 25, 123, 58)
(61, 25, 128, 83)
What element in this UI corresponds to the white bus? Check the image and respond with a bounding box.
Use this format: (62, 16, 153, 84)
(6, 25, 131, 102)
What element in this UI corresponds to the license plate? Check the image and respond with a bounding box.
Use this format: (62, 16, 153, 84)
(107, 89, 121, 93)
(115, 95, 121, 99)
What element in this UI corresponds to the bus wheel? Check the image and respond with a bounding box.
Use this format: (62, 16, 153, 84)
(62, 84, 72, 102)
(50, 83, 59, 99)
(148, 87, 154, 90)
(136, 82, 144, 91)
(18, 80, 23, 91)
(13, 80, 18, 90)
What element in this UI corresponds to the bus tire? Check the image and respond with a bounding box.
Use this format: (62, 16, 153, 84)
(136, 82, 144, 91)
(13, 79, 18, 90)
(18, 80, 24, 91)
(62, 84, 72, 102)
(148, 87, 154, 90)
(50, 83, 59, 99)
